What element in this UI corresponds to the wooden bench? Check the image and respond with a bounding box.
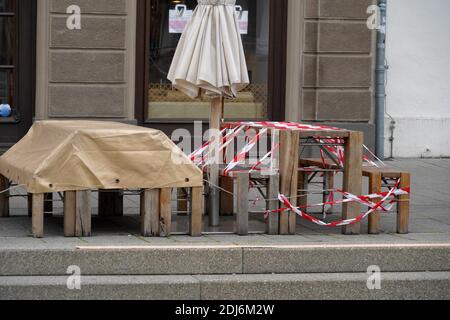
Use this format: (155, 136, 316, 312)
(0, 177, 203, 238)
(300, 158, 411, 234)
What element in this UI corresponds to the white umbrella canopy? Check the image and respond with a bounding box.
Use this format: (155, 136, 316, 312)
(168, 0, 250, 227)
(168, 0, 249, 100)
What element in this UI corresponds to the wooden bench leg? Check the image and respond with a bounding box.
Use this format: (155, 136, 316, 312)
(323, 172, 334, 214)
(32, 194, 44, 238)
(368, 173, 382, 234)
(63, 191, 91, 237)
(0, 175, 9, 217)
(220, 176, 234, 216)
(342, 132, 363, 235)
(190, 187, 203, 237)
(98, 190, 123, 217)
(29, 193, 54, 218)
(141, 189, 160, 237)
(279, 131, 300, 235)
(397, 173, 411, 234)
(266, 173, 280, 235)
(160, 188, 172, 237)
(236, 173, 249, 236)
(298, 170, 308, 214)
(64, 191, 76, 237)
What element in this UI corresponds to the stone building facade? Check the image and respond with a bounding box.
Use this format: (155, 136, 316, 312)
(0, 0, 378, 151)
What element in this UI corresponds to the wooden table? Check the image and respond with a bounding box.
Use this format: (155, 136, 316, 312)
(272, 128, 364, 235)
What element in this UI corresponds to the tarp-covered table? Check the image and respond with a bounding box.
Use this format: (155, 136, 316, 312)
(0, 121, 203, 238)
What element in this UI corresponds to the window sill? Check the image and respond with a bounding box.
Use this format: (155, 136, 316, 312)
(0, 116, 20, 124)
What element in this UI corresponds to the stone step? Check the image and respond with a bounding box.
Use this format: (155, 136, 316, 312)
(1, 272, 449, 300)
(1, 244, 449, 276)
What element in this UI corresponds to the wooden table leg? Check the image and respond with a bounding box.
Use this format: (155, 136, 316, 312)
(266, 173, 280, 235)
(190, 187, 203, 237)
(397, 173, 411, 234)
(0, 175, 9, 217)
(98, 190, 123, 217)
(279, 131, 300, 235)
(63, 190, 92, 237)
(32, 194, 44, 238)
(342, 131, 363, 235)
(160, 188, 172, 237)
(29, 193, 53, 218)
(236, 172, 249, 236)
(220, 176, 234, 216)
(75, 191, 91, 237)
(368, 173, 382, 234)
(64, 191, 76, 237)
(141, 189, 160, 237)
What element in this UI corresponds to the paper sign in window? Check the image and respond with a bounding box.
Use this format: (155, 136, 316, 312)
(169, 5, 193, 34)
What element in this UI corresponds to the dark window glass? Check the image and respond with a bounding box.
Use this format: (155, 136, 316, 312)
(0, 0, 14, 12)
(0, 0, 15, 110)
(0, 17, 15, 65)
(147, 0, 270, 121)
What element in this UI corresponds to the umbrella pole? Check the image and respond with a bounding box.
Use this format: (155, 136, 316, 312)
(208, 96, 224, 227)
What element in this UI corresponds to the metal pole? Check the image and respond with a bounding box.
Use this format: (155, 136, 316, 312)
(375, 0, 387, 160)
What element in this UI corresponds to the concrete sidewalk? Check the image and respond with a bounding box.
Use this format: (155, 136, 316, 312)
(0, 159, 449, 248)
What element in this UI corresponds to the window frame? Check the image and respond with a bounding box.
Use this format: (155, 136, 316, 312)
(0, 0, 18, 123)
(0, 0, 36, 150)
(135, 0, 288, 128)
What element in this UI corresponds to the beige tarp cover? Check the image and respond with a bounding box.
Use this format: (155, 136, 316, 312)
(0, 121, 203, 193)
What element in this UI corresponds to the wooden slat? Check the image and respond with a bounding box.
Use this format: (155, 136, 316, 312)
(159, 188, 172, 237)
(64, 191, 76, 237)
(98, 190, 123, 217)
(342, 131, 363, 235)
(279, 131, 300, 235)
(177, 188, 188, 216)
(141, 189, 160, 237)
(190, 187, 203, 237)
(266, 173, 280, 235)
(298, 170, 308, 215)
(32, 194, 44, 238)
(324, 172, 335, 214)
(75, 191, 91, 237)
(220, 176, 234, 216)
(368, 173, 382, 234)
(397, 173, 411, 234)
(44, 193, 53, 217)
(0, 175, 9, 217)
(236, 172, 249, 236)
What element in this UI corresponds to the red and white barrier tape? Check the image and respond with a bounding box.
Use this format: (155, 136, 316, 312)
(223, 128, 268, 176)
(275, 180, 409, 228)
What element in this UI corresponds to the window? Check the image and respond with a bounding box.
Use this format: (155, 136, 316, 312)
(0, 0, 36, 149)
(136, 0, 287, 126)
(0, 0, 16, 120)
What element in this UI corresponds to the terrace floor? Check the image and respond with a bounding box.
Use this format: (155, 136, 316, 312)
(1, 159, 450, 249)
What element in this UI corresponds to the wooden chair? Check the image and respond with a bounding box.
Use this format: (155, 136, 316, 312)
(300, 158, 411, 234)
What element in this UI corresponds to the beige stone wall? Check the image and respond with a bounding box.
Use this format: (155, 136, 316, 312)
(35, 0, 136, 120)
(287, 0, 376, 123)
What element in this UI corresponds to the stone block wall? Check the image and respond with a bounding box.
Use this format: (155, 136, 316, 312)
(35, 0, 136, 120)
(300, 0, 376, 123)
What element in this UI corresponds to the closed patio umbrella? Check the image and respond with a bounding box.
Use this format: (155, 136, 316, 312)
(168, 0, 249, 226)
